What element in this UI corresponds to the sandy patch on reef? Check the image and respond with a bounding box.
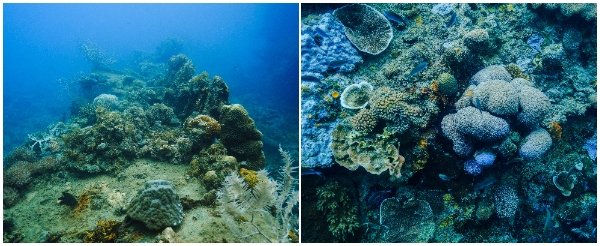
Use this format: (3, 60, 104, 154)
(4, 159, 260, 243)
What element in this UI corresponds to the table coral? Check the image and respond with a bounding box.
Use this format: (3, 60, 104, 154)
(333, 4, 393, 55)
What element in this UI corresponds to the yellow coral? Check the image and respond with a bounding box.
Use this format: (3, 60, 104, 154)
(84, 219, 120, 243)
(186, 115, 221, 138)
(239, 168, 260, 188)
(415, 15, 423, 26)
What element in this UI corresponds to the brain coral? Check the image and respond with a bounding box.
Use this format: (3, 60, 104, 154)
(453, 106, 510, 142)
(469, 65, 513, 85)
(340, 81, 373, 109)
(519, 128, 552, 160)
(127, 180, 183, 230)
(441, 107, 510, 156)
(219, 104, 266, 170)
(333, 4, 393, 55)
(437, 73, 458, 96)
(472, 80, 519, 116)
(516, 84, 551, 129)
(350, 108, 377, 133)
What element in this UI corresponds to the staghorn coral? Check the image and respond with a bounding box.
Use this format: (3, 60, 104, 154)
(127, 180, 183, 230)
(340, 81, 373, 109)
(83, 219, 121, 243)
(332, 4, 393, 55)
(219, 104, 266, 170)
(349, 108, 377, 133)
(216, 146, 298, 243)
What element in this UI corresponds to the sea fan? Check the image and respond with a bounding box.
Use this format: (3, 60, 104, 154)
(216, 145, 298, 243)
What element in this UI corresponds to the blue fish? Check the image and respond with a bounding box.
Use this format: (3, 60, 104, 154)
(384, 10, 405, 25)
(474, 97, 482, 114)
(439, 174, 455, 181)
(367, 189, 394, 208)
(408, 62, 428, 77)
(301, 169, 325, 179)
(474, 176, 497, 190)
(301, 75, 320, 82)
(314, 27, 329, 38)
(328, 60, 346, 68)
(446, 12, 457, 28)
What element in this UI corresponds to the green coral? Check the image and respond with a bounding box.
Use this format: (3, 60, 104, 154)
(437, 73, 458, 96)
(316, 180, 359, 242)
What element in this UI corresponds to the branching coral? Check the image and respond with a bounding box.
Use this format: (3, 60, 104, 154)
(83, 219, 121, 243)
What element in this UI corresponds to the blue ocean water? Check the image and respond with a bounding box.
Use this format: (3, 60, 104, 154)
(3, 3, 299, 155)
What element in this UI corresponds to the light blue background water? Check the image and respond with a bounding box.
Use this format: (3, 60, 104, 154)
(4, 3, 299, 153)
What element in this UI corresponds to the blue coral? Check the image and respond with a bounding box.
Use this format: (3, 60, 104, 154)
(474, 151, 496, 166)
(464, 159, 482, 176)
(301, 13, 362, 78)
(584, 134, 596, 161)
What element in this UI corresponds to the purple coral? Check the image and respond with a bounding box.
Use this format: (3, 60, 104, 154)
(584, 135, 596, 160)
(464, 159, 482, 176)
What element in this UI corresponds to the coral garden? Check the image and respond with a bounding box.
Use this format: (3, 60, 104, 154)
(3, 41, 298, 242)
(301, 3, 596, 243)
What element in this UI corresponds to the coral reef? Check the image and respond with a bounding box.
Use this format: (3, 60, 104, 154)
(332, 4, 393, 55)
(127, 180, 184, 230)
(469, 65, 513, 85)
(219, 104, 266, 170)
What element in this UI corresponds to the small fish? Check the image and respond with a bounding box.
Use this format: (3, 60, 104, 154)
(474, 97, 482, 114)
(301, 75, 320, 82)
(504, 157, 523, 165)
(58, 191, 77, 207)
(474, 176, 497, 191)
(314, 27, 329, 38)
(384, 10, 405, 25)
(407, 62, 428, 77)
(543, 206, 552, 233)
(301, 169, 325, 179)
(328, 60, 346, 68)
(367, 189, 394, 208)
(446, 12, 457, 28)
(439, 174, 455, 181)
(213, 137, 219, 144)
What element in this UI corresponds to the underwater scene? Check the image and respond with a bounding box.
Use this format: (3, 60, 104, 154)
(4, 3, 299, 243)
(301, 3, 597, 243)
